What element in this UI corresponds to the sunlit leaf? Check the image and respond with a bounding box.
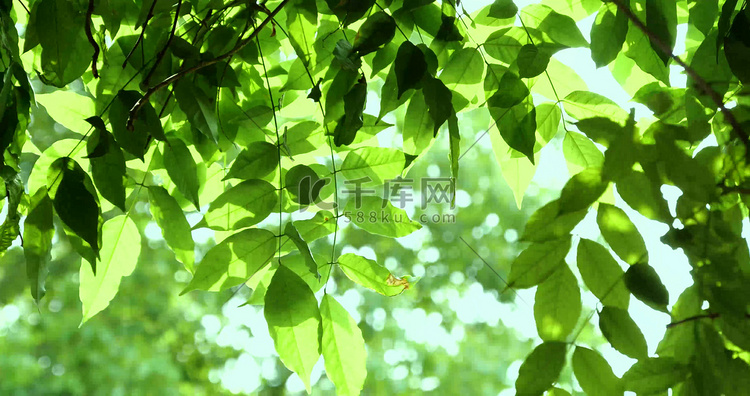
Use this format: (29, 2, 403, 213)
(572, 347, 624, 396)
(163, 138, 201, 211)
(344, 196, 422, 238)
(337, 253, 412, 296)
(590, 1, 629, 68)
(223, 141, 278, 180)
(576, 239, 630, 309)
(320, 294, 367, 395)
(508, 237, 571, 289)
(597, 203, 648, 265)
(534, 264, 581, 341)
(22, 188, 54, 303)
(148, 186, 195, 271)
(200, 179, 277, 231)
(515, 341, 567, 396)
(622, 357, 688, 394)
(599, 306, 649, 360)
(264, 265, 321, 393)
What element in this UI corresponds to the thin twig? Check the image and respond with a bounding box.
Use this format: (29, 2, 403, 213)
(144, 0, 182, 86)
(609, 0, 750, 148)
(85, 0, 100, 78)
(666, 312, 750, 328)
(123, 0, 157, 68)
(127, 0, 290, 130)
(16, 0, 29, 14)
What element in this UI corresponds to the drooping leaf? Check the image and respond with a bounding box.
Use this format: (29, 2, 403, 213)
(646, 0, 677, 65)
(108, 90, 154, 160)
(590, 1, 629, 68)
(174, 80, 219, 142)
(264, 265, 321, 393)
(576, 239, 630, 309)
(515, 341, 567, 396)
(286, 0, 318, 64)
(181, 228, 276, 293)
(599, 306, 649, 360)
(333, 77, 368, 147)
(86, 124, 127, 211)
(200, 179, 277, 231)
(47, 157, 102, 260)
(572, 347, 624, 396)
(624, 263, 669, 312)
(344, 196, 422, 238)
(284, 222, 318, 279)
(717, 0, 739, 58)
(35, 0, 94, 87)
(622, 357, 688, 394)
(163, 138, 201, 211)
(487, 72, 529, 108)
(223, 141, 278, 180)
(80, 215, 140, 324)
(148, 186, 195, 271)
(422, 76, 453, 136)
(353, 11, 396, 55)
(402, 90, 435, 155)
(23, 188, 54, 303)
(508, 237, 571, 289)
(534, 264, 581, 341)
(320, 294, 367, 396)
(517, 44, 551, 78)
(492, 102, 537, 164)
(337, 253, 412, 296)
(394, 41, 427, 99)
(597, 203, 648, 264)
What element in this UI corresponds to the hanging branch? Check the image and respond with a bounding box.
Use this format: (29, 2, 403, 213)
(123, 0, 158, 68)
(144, 0, 182, 86)
(608, 0, 750, 148)
(85, 0, 100, 78)
(127, 0, 290, 130)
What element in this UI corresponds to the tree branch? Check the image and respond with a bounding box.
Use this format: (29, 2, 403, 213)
(85, 0, 100, 78)
(123, 0, 157, 69)
(666, 312, 750, 328)
(144, 0, 182, 86)
(126, 0, 290, 130)
(609, 0, 750, 148)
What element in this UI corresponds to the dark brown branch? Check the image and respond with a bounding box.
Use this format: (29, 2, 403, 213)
(85, 0, 100, 78)
(609, 0, 750, 148)
(123, 0, 157, 69)
(144, 0, 182, 86)
(126, 0, 290, 130)
(666, 312, 750, 328)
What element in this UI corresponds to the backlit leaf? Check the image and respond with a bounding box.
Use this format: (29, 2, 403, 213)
(576, 239, 630, 309)
(23, 188, 54, 303)
(148, 186, 195, 271)
(163, 138, 201, 211)
(597, 203, 648, 264)
(622, 357, 688, 394)
(508, 237, 571, 289)
(223, 141, 278, 180)
(599, 306, 649, 360)
(572, 347, 624, 396)
(201, 179, 277, 231)
(320, 294, 367, 395)
(624, 263, 669, 312)
(337, 253, 412, 296)
(515, 341, 567, 396)
(534, 264, 581, 341)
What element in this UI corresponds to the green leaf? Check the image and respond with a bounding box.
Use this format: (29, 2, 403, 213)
(439, 47, 485, 85)
(572, 347, 624, 396)
(286, 0, 317, 64)
(436, 15, 464, 42)
(624, 263, 669, 312)
(599, 306, 649, 360)
(616, 170, 672, 222)
(333, 78, 368, 147)
(521, 199, 587, 242)
(223, 141, 278, 180)
(534, 264, 581, 341)
(402, 90, 435, 155)
(264, 265, 321, 393)
(340, 147, 406, 185)
(422, 76, 453, 136)
(148, 186, 195, 272)
(535, 103, 562, 143)
(394, 41, 427, 99)
(108, 91, 152, 160)
(320, 294, 367, 396)
(201, 179, 277, 231)
(646, 0, 677, 65)
(622, 358, 688, 394)
(338, 253, 412, 296)
(86, 126, 127, 211)
(493, 103, 537, 164)
(344, 196, 422, 237)
(563, 131, 604, 172)
(597, 203, 648, 264)
(80, 215, 140, 324)
(508, 237, 571, 289)
(517, 44, 551, 78)
(717, 0, 739, 57)
(281, 121, 324, 157)
(174, 80, 219, 142)
(559, 167, 608, 214)
(576, 239, 630, 310)
(47, 157, 102, 259)
(35, 0, 93, 87)
(286, 165, 324, 206)
(22, 188, 54, 303)
(163, 138, 201, 211)
(294, 210, 336, 242)
(284, 222, 318, 279)
(515, 341, 567, 396)
(487, 72, 529, 108)
(624, 24, 670, 85)
(718, 314, 750, 351)
(563, 91, 629, 124)
(353, 11, 396, 55)
(489, 0, 518, 18)
(36, 90, 95, 133)
(590, 1, 629, 68)
(181, 228, 276, 293)
(520, 4, 589, 48)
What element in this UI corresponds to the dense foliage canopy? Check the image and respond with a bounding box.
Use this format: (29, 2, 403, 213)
(2, 0, 750, 394)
